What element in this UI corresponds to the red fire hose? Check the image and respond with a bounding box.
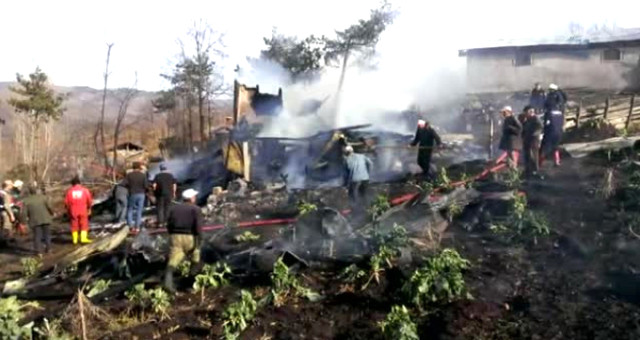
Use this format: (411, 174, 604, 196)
(143, 161, 510, 236)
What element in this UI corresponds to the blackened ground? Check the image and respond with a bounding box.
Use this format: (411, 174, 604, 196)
(3, 152, 640, 339)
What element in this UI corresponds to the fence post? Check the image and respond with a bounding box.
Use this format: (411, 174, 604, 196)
(604, 96, 610, 120)
(626, 94, 636, 130)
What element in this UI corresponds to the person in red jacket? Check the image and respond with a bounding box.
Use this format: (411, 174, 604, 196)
(64, 176, 93, 244)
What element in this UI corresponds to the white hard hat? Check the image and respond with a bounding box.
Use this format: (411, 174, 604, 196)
(13, 180, 23, 188)
(549, 83, 558, 90)
(182, 188, 199, 200)
(344, 145, 354, 154)
(417, 119, 426, 127)
(501, 106, 513, 113)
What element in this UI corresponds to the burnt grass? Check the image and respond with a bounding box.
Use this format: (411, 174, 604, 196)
(4, 150, 640, 339)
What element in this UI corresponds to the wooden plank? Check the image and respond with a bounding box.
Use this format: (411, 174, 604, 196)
(242, 141, 251, 182)
(626, 95, 636, 130)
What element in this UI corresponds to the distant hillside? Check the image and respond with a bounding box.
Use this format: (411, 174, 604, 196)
(0, 82, 158, 125)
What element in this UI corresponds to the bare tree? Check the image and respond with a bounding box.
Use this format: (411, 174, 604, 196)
(94, 43, 114, 167)
(112, 75, 138, 181)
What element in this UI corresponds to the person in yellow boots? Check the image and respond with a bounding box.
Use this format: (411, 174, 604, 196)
(64, 176, 93, 244)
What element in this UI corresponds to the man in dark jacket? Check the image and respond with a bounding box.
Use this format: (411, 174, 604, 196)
(521, 106, 544, 177)
(23, 185, 55, 254)
(496, 106, 522, 168)
(163, 188, 203, 293)
(124, 162, 149, 232)
(540, 83, 567, 167)
(529, 83, 546, 115)
(153, 164, 177, 228)
(410, 120, 442, 179)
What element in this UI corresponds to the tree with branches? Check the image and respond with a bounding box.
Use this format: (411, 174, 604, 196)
(94, 43, 114, 168)
(8, 67, 65, 181)
(261, 30, 325, 82)
(324, 2, 395, 108)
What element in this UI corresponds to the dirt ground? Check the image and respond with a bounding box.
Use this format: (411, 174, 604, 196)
(2, 148, 640, 339)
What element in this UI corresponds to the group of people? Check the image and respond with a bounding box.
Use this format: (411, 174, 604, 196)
(114, 161, 177, 232)
(497, 83, 568, 176)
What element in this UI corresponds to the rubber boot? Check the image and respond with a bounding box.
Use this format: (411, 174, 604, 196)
(554, 150, 561, 167)
(72, 231, 79, 245)
(80, 230, 92, 244)
(163, 268, 176, 293)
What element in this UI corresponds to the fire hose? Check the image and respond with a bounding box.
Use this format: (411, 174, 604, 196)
(145, 162, 509, 235)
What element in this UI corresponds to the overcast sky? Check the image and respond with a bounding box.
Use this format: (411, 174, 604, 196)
(0, 0, 638, 91)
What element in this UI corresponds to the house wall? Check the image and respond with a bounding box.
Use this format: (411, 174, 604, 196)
(466, 46, 640, 93)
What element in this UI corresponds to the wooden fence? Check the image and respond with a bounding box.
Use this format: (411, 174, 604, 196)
(565, 93, 640, 130)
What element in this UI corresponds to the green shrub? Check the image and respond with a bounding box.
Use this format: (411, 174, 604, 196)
(125, 284, 171, 320)
(0, 297, 39, 338)
(403, 248, 471, 309)
(234, 231, 261, 243)
(193, 262, 231, 302)
(21, 257, 42, 277)
(297, 201, 318, 215)
(270, 257, 320, 306)
(86, 279, 111, 298)
(369, 194, 391, 220)
(222, 290, 258, 340)
(378, 305, 419, 340)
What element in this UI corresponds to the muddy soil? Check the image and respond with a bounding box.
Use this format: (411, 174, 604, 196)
(3, 151, 640, 339)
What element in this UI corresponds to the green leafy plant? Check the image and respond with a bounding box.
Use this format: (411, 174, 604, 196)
(368, 194, 391, 220)
(378, 305, 419, 340)
(270, 257, 320, 306)
(125, 284, 171, 320)
(403, 248, 471, 310)
(86, 279, 111, 298)
(418, 181, 434, 195)
(21, 256, 42, 277)
(176, 260, 192, 277)
(503, 168, 522, 189)
(0, 297, 39, 338)
(222, 290, 258, 340)
(193, 262, 232, 303)
(338, 264, 367, 292)
(362, 245, 397, 290)
(234, 231, 261, 243)
(435, 167, 452, 190)
(297, 201, 318, 215)
(34, 318, 73, 340)
(493, 195, 551, 237)
(447, 201, 463, 223)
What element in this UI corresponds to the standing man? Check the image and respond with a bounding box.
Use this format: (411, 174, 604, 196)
(113, 177, 128, 224)
(22, 186, 55, 254)
(64, 176, 93, 244)
(410, 119, 442, 179)
(0, 180, 15, 239)
(124, 162, 149, 232)
(343, 145, 373, 208)
(163, 188, 203, 293)
(521, 106, 544, 177)
(540, 83, 567, 167)
(529, 83, 546, 115)
(153, 164, 177, 228)
(496, 106, 522, 168)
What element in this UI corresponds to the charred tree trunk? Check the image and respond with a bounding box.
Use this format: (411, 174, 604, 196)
(95, 44, 113, 169)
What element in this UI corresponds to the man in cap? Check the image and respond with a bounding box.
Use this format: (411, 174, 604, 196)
(163, 188, 203, 293)
(64, 176, 93, 244)
(495, 106, 522, 168)
(521, 105, 544, 177)
(152, 164, 177, 228)
(343, 145, 373, 208)
(410, 119, 442, 179)
(540, 83, 567, 167)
